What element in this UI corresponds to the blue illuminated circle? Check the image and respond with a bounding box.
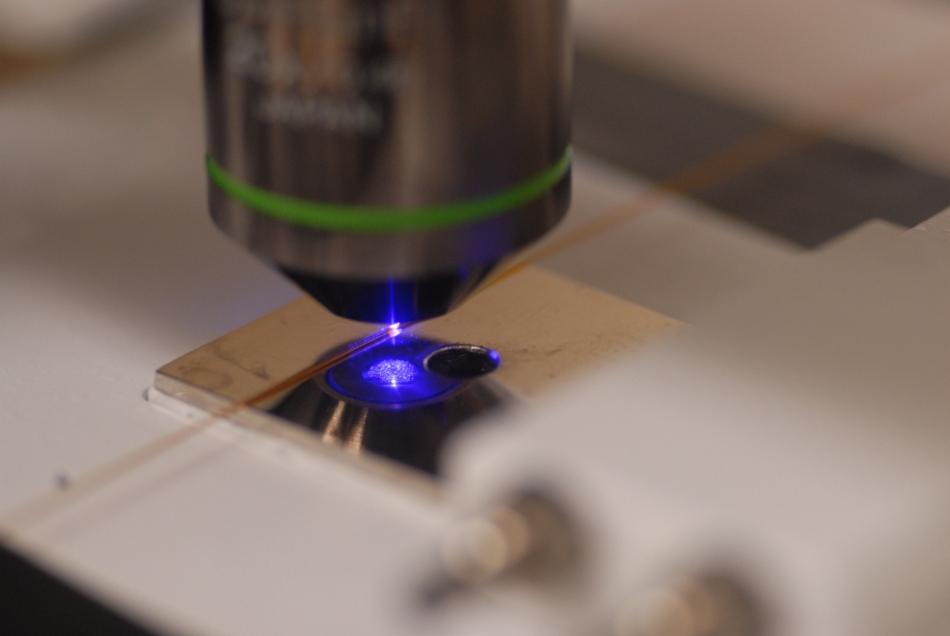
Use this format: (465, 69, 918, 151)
(326, 335, 465, 407)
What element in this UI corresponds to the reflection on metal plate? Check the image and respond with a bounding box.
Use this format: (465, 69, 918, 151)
(270, 334, 508, 475)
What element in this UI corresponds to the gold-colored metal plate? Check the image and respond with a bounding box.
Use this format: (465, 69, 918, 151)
(151, 266, 677, 481)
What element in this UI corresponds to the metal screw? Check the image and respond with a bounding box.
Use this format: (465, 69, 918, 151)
(612, 572, 767, 636)
(418, 487, 583, 608)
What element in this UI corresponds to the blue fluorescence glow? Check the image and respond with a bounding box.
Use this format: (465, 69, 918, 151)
(326, 334, 464, 407)
(363, 358, 419, 387)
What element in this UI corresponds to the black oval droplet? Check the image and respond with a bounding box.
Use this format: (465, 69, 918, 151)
(424, 345, 500, 379)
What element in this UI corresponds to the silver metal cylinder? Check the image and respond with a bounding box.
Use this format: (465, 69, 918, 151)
(202, 0, 571, 323)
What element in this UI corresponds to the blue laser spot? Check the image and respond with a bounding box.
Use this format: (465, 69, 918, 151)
(363, 358, 419, 387)
(326, 335, 465, 407)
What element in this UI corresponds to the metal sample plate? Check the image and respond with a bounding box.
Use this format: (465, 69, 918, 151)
(151, 266, 676, 481)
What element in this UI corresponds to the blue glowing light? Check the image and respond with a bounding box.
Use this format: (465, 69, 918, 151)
(327, 334, 464, 407)
(363, 358, 419, 387)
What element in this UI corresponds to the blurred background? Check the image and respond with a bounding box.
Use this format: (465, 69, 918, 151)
(3, 0, 950, 320)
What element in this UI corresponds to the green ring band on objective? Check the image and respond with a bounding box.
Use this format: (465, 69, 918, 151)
(206, 147, 572, 233)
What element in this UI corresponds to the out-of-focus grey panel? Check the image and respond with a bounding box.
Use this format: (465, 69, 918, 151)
(574, 49, 950, 247)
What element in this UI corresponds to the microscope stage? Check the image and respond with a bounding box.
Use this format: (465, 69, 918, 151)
(149, 266, 677, 485)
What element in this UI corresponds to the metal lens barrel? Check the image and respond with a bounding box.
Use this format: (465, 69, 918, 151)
(202, 0, 572, 323)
